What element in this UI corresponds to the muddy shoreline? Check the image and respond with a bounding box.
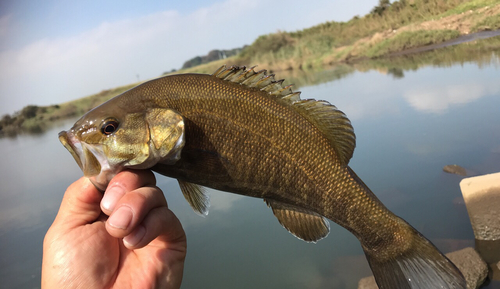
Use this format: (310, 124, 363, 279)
(389, 29, 500, 57)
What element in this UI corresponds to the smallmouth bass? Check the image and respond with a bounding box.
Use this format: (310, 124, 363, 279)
(59, 65, 466, 288)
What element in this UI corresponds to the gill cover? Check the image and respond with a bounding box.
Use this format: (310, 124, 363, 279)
(143, 108, 186, 166)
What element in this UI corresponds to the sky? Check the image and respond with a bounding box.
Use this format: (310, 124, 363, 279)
(0, 0, 379, 116)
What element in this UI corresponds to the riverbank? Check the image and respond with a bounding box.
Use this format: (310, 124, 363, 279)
(176, 0, 500, 74)
(0, 84, 136, 137)
(1, 0, 500, 138)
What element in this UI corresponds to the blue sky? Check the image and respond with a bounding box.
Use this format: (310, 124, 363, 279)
(0, 0, 378, 115)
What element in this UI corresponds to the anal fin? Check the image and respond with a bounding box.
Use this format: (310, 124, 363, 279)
(265, 199, 330, 243)
(178, 180, 210, 216)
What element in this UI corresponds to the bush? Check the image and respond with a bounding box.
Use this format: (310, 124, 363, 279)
(371, 0, 392, 16)
(1, 114, 14, 126)
(20, 105, 39, 119)
(241, 31, 296, 58)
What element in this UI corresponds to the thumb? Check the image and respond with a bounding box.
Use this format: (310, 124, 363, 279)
(54, 177, 103, 228)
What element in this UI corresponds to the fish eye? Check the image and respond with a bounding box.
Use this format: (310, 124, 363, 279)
(101, 119, 119, 135)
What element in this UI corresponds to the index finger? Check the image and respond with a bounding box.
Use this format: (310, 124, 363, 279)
(101, 170, 157, 214)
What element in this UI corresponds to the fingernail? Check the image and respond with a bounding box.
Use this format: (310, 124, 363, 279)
(108, 206, 133, 230)
(102, 186, 125, 211)
(124, 225, 146, 247)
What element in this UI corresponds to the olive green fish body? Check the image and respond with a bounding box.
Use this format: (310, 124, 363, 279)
(128, 73, 394, 246)
(59, 66, 466, 288)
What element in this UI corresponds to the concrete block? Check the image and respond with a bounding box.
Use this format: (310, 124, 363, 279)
(460, 172, 500, 240)
(447, 247, 488, 289)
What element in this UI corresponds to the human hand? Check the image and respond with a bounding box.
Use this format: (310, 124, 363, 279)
(42, 170, 186, 289)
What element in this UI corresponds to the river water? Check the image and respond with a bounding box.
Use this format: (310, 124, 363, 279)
(1, 42, 500, 288)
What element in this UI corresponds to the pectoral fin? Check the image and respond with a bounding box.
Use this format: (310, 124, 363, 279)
(265, 199, 330, 242)
(178, 180, 210, 216)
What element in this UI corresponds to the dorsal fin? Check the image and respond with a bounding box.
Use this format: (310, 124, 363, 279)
(291, 99, 355, 164)
(212, 65, 355, 165)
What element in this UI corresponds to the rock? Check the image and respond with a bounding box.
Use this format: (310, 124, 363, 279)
(446, 247, 488, 289)
(460, 172, 500, 240)
(475, 239, 500, 264)
(443, 164, 467, 176)
(357, 276, 376, 289)
(357, 247, 488, 289)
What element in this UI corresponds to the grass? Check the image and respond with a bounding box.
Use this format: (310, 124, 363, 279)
(472, 14, 500, 32)
(441, 0, 499, 16)
(355, 35, 500, 73)
(212, 0, 499, 70)
(366, 29, 461, 57)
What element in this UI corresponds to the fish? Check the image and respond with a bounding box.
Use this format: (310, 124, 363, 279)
(59, 65, 466, 289)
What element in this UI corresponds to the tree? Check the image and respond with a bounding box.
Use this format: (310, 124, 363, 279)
(371, 0, 391, 16)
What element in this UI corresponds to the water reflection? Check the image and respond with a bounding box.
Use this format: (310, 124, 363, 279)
(279, 36, 500, 92)
(0, 119, 84, 288)
(405, 82, 487, 113)
(1, 39, 500, 288)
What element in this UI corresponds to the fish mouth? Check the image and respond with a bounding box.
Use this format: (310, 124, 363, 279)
(58, 130, 113, 191)
(59, 131, 84, 171)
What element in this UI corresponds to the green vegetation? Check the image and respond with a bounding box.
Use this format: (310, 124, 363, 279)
(238, 0, 476, 66)
(180, 0, 499, 72)
(441, 0, 499, 16)
(0, 84, 136, 137)
(472, 14, 500, 32)
(2, 0, 499, 138)
(356, 35, 500, 73)
(179, 47, 245, 70)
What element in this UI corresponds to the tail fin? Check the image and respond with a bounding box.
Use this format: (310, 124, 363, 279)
(363, 227, 466, 289)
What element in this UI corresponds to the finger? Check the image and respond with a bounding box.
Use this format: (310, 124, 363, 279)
(54, 177, 103, 228)
(105, 185, 167, 238)
(123, 207, 187, 289)
(122, 206, 186, 250)
(101, 169, 156, 214)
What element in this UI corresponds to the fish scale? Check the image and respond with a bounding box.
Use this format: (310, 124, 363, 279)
(59, 65, 466, 288)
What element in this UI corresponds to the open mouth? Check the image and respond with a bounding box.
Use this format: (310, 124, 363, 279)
(58, 130, 103, 176)
(59, 130, 116, 191)
(59, 130, 84, 171)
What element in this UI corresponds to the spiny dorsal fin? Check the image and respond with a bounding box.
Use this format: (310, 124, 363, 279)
(178, 180, 210, 216)
(265, 199, 330, 243)
(212, 65, 293, 97)
(212, 65, 355, 165)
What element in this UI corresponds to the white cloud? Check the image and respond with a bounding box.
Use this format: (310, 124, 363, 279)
(403, 82, 500, 113)
(209, 189, 244, 212)
(304, 70, 402, 121)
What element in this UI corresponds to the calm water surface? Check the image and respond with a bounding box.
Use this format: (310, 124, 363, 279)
(1, 50, 500, 289)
